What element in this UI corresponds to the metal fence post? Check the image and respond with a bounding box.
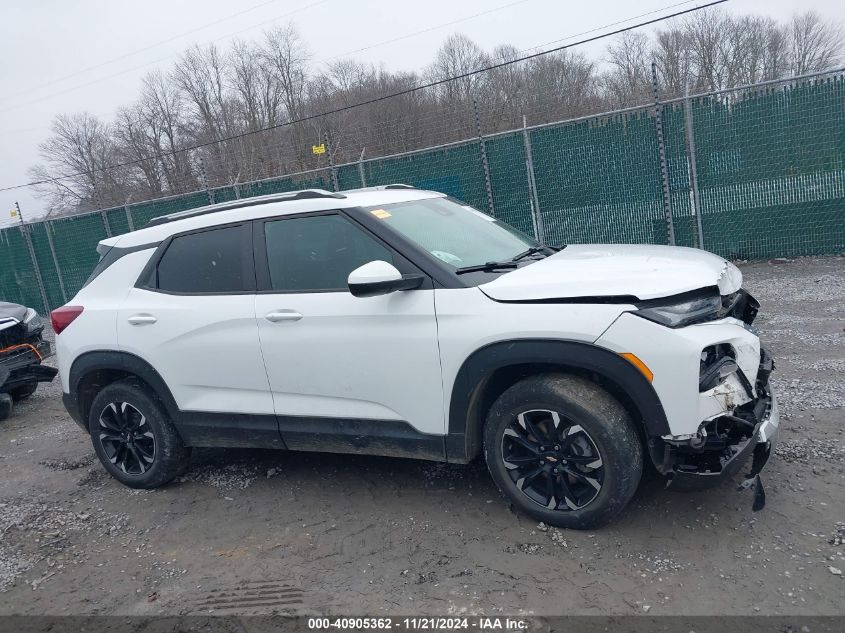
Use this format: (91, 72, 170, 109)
(21, 225, 50, 314)
(45, 220, 68, 304)
(473, 99, 496, 217)
(683, 92, 705, 250)
(325, 133, 340, 192)
(522, 115, 545, 244)
(651, 63, 676, 246)
(358, 148, 367, 187)
(100, 210, 112, 238)
(13, 202, 50, 313)
(124, 204, 135, 232)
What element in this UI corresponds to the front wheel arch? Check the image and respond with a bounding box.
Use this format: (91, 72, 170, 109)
(446, 339, 670, 463)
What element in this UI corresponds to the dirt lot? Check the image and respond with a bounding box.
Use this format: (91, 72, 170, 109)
(0, 256, 843, 617)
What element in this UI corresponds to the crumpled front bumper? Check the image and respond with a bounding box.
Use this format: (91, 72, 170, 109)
(668, 389, 779, 491)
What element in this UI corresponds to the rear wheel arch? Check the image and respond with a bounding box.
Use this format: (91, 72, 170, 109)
(445, 339, 671, 462)
(69, 351, 180, 427)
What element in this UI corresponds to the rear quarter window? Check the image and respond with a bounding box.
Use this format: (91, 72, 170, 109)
(154, 224, 253, 294)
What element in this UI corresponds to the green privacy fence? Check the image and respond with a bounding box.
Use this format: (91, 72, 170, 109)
(2, 71, 844, 315)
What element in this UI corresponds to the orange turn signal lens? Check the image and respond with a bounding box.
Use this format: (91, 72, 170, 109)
(619, 353, 654, 382)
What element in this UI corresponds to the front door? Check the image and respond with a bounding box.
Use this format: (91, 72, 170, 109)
(253, 212, 445, 457)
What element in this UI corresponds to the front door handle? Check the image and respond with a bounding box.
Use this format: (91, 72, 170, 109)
(128, 314, 157, 326)
(265, 310, 303, 323)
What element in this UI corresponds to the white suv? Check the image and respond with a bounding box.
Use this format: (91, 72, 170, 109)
(52, 186, 778, 528)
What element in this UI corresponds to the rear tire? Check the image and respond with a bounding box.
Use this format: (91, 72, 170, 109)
(88, 378, 191, 489)
(10, 382, 38, 401)
(483, 373, 643, 529)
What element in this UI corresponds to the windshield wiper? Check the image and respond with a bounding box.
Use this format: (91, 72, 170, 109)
(455, 261, 519, 275)
(511, 246, 550, 262)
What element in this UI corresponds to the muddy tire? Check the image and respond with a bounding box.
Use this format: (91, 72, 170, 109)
(10, 382, 38, 401)
(88, 378, 191, 489)
(484, 373, 643, 529)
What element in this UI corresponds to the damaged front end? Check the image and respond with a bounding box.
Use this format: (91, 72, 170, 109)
(648, 292, 778, 506)
(0, 302, 58, 421)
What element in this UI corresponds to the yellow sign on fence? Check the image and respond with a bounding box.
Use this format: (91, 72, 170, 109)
(312, 143, 326, 155)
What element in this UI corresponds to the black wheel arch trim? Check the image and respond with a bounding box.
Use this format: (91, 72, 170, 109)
(446, 339, 671, 462)
(67, 350, 181, 427)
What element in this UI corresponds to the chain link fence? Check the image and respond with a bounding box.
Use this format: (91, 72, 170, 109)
(2, 70, 844, 315)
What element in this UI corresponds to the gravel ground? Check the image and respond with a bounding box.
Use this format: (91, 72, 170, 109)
(0, 256, 842, 616)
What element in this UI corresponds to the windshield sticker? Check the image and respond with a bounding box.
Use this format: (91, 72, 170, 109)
(370, 209, 392, 219)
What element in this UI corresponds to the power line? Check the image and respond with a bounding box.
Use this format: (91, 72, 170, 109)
(316, 0, 533, 64)
(0, 0, 728, 194)
(0, 0, 699, 137)
(0, 0, 528, 134)
(0, 0, 332, 115)
(514, 0, 701, 55)
(0, 0, 286, 106)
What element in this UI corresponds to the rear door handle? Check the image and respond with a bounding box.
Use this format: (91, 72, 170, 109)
(265, 310, 303, 323)
(128, 314, 157, 326)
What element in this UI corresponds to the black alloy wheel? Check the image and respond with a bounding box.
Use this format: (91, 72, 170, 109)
(501, 409, 604, 511)
(96, 401, 156, 476)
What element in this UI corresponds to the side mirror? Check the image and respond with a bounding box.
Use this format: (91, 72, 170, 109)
(348, 260, 424, 298)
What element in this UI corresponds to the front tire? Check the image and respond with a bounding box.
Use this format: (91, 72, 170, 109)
(88, 378, 191, 489)
(484, 373, 643, 529)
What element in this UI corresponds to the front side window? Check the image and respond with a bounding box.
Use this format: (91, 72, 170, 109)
(361, 197, 536, 269)
(156, 224, 248, 293)
(264, 214, 393, 292)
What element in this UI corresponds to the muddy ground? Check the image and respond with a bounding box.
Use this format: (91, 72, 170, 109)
(0, 256, 842, 617)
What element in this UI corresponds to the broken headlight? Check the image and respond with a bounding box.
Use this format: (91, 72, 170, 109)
(23, 308, 44, 337)
(634, 293, 722, 328)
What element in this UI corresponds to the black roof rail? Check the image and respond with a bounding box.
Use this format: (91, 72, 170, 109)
(145, 189, 345, 227)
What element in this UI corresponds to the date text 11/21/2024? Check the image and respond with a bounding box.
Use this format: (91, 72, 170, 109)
(307, 617, 529, 630)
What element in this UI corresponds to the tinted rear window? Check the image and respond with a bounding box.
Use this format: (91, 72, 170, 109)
(156, 224, 251, 293)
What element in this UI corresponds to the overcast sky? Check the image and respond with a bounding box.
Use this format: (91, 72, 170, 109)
(0, 0, 842, 226)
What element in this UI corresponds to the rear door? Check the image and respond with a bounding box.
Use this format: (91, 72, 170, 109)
(253, 211, 445, 457)
(117, 222, 279, 447)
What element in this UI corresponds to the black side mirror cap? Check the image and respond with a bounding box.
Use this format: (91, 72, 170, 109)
(349, 274, 424, 298)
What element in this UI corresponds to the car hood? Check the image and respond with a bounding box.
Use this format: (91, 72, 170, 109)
(479, 244, 742, 302)
(0, 301, 27, 323)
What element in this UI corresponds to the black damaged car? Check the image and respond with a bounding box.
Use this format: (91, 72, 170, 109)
(0, 301, 57, 421)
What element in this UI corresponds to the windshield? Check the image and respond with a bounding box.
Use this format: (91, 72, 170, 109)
(362, 197, 537, 269)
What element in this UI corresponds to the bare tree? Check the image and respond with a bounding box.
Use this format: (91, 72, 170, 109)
(603, 31, 652, 106)
(139, 70, 195, 193)
(27, 9, 845, 215)
(262, 24, 310, 121)
(524, 51, 598, 122)
(428, 34, 491, 111)
(29, 113, 127, 211)
(790, 11, 843, 74)
(652, 23, 690, 98)
(261, 24, 312, 170)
